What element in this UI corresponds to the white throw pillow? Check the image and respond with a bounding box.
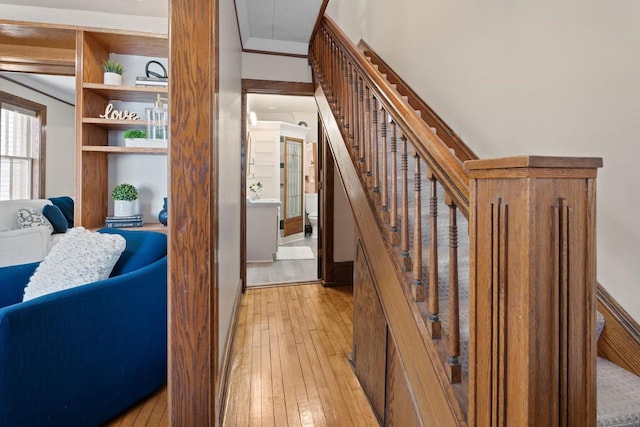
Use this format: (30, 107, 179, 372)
(23, 227, 126, 301)
(17, 207, 53, 234)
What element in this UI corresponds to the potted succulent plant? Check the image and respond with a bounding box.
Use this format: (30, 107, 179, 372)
(111, 183, 139, 217)
(123, 129, 147, 147)
(102, 58, 124, 86)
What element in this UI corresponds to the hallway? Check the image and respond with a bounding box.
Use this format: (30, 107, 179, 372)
(246, 236, 319, 286)
(222, 283, 378, 426)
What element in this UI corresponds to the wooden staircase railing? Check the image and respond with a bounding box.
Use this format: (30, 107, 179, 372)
(311, 15, 603, 426)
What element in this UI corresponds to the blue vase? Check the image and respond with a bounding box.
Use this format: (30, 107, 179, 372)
(158, 197, 168, 226)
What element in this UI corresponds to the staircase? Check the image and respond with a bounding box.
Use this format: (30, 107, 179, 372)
(310, 15, 640, 426)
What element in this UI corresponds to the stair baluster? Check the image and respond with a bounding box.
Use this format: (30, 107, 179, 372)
(446, 195, 461, 383)
(400, 133, 411, 272)
(390, 121, 399, 245)
(349, 63, 356, 142)
(365, 86, 372, 179)
(371, 96, 380, 198)
(357, 77, 365, 162)
(380, 109, 390, 224)
(427, 172, 441, 338)
(412, 151, 425, 302)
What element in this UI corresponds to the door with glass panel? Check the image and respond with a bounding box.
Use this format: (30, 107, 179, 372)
(283, 136, 303, 237)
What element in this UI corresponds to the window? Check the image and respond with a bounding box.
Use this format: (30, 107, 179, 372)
(0, 91, 46, 200)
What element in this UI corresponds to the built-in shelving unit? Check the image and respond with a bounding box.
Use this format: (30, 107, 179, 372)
(76, 29, 169, 229)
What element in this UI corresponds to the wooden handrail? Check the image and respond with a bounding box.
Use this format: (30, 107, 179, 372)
(358, 39, 478, 164)
(319, 16, 471, 217)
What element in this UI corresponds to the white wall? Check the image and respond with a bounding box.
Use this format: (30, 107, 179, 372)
(106, 54, 169, 223)
(334, 168, 356, 262)
(242, 52, 312, 82)
(218, 0, 243, 366)
(327, 0, 640, 320)
(0, 78, 75, 198)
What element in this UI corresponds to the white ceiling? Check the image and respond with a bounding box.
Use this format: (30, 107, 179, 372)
(236, 0, 323, 55)
(1, 0, 323, 103)
(2, 0, 323, 56)
(248, 94, 317, 118)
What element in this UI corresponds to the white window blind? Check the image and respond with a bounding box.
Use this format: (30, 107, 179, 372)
(0, 102, 37, 200)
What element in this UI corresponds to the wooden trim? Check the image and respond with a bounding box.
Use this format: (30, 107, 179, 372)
(241, 79, 314, 96)
(240, 79, 319, 290)
(242, 48, 307, 59)
(321, 128, 336, 285)
(597, 284, 640, 377)
(245, 279, 322, 290)
(37, 108, 46, 199)
(0, 75, 74, 106)
(168, 0, 219, 424)
(0, 90, 47, 198)
(217, 280, 244, 420)
(240, 88, 247, 292)
(465, 155, 603, 171)
(333, 261, 354, 286)
(308, 0, 330, 47)
(357, 39, 477, 163)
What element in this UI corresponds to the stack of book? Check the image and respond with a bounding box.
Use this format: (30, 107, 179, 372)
(135, 76, 168, 87)
(105, 214, 144, 228)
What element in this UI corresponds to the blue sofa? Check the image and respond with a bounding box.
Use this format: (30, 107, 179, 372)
(0, 228, 167, 426)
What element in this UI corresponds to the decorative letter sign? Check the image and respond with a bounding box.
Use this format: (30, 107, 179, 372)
(99, 103, 141, 120)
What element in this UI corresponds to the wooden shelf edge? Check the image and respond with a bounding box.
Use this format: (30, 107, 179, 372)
(82, 118, 148, 129)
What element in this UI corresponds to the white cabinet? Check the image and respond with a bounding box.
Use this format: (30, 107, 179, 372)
(246, 198, 281, 262)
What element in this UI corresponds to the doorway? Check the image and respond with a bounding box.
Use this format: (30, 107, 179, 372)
(241, 81, 321, 289)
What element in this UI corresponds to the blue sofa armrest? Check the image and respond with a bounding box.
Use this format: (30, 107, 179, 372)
(0, 262, 38, 308)
(0, 256, 167, 426)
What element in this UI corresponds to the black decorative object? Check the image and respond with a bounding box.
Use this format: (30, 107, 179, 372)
(158, 197, 168, 226)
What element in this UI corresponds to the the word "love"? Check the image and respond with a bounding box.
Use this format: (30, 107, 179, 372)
(99, 103, 140, 120)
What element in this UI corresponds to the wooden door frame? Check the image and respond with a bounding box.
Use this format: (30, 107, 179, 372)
(240, 79, 316, 291)
(169, 0, 219, 423)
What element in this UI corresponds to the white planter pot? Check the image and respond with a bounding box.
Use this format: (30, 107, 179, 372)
(103, 72, 122, 86)
(113, 200, 138, 217)
(124, 138, 168, 148)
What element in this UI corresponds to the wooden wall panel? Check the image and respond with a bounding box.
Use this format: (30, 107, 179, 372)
(168, 0, 219, 424)
(317, 84, 463, 426)
(333, 261, 354, 286)
(386, 331, 421, 427)
(597, 285, 640, 377)
(353, 240, 387, 422)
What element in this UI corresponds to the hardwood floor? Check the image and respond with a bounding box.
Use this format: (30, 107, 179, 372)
(105, 282, 376, 426)
(222, 283, 379, 426)
(103, 387, 168, 426)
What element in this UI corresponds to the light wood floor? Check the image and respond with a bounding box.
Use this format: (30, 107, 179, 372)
(103, 386, 168, 426)
(105, 283, 377, 426)
(223, 283, 378, 426)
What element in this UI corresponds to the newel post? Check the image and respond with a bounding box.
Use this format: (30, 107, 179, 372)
(465, 156, 602, 426)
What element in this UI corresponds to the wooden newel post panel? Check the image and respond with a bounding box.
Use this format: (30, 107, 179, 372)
(465, 156, 602, 426)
